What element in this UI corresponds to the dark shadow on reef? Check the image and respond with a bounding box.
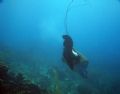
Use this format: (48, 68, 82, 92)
(0, 61, 50, 94)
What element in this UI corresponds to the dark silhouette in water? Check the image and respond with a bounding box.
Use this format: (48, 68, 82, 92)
(62, 35, 74, 70)
(62, 35, 88, 78)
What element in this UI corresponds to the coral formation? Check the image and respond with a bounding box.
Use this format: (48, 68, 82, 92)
(0, 61, 50, 94)
(0, 47, 119, 94)
(50, 69, 62, 94)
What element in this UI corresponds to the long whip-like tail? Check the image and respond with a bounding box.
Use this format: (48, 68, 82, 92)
(64, 0, 74, 35)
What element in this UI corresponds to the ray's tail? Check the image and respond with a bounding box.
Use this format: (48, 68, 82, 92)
(64, 0, 74, 35)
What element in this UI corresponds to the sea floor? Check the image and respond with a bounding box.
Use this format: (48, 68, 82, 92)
(0, 49, 120, 94)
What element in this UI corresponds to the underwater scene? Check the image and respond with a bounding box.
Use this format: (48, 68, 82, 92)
(0, 0, 120, 94)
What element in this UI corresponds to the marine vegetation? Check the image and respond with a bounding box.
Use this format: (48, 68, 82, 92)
(51, 69, 62, 94)
(0, 61, 50, 94)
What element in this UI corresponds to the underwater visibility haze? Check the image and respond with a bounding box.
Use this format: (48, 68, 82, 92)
(0, 0, 120, 94)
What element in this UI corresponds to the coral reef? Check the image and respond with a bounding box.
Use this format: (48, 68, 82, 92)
(0, 61, 9, 80)
(0, 61, 50, 94)
(0, 47, 119, 94)
(52, 69, 62, 94)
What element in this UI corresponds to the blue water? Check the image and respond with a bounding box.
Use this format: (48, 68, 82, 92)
(0, 0, 120, 94)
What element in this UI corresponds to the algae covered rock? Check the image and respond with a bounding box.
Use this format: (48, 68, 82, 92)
(0, 62, 50, 94)
(0, 61, 9, 80)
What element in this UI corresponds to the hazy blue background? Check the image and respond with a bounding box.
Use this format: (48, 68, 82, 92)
(0, 0, 120, 82)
